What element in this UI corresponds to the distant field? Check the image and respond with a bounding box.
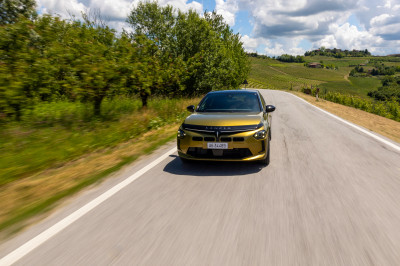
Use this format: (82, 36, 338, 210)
(248, 56, 387, 98)
(249, 58, 322, 90)
(303, 56, 370, 66)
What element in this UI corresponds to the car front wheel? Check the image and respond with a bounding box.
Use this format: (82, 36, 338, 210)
(260, 138, 270, 166)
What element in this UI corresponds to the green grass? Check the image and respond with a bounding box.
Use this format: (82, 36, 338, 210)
(0, 97, 196, 186)
(278, 65, 344, 82)
(317, 76, 382, 98)
(249, 58, 322, 89)
(348, 77, 382, 95)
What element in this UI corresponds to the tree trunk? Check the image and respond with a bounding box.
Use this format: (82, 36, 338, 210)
(93, 96, 104, 116)
(11, 104, 22, 121)
(140, 92, 148, 108)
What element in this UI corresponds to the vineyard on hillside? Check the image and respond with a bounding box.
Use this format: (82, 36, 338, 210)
(247, 56, 400, 121)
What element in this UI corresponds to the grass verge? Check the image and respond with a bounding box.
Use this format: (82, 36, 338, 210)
(0, 123, 179, 239)
(0, 97, 194, 186)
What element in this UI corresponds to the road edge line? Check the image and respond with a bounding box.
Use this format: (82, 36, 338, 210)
(285, 91, 400, 152)
(0, 147, 177, 266)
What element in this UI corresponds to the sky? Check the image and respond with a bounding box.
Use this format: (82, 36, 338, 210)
(36, 0, 400, 56)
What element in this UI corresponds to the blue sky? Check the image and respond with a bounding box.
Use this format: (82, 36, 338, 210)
(37, 0, 400, 56)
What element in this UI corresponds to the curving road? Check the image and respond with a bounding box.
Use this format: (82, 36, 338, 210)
(1, 90, 400, 265)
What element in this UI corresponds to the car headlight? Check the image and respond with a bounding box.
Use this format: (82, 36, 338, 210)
(177, 129, 186, 139)
(253, 130, 267, 140)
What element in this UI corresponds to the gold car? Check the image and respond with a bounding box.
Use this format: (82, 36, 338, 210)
(177, 90, 275, 165)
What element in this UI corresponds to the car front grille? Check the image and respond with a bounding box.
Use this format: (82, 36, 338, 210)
(186, 147, 252, 159)
(182, 123, 263, 134)
(191, 136, 244, 142)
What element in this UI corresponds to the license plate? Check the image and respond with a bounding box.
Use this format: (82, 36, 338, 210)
(207, 142, 228, 149)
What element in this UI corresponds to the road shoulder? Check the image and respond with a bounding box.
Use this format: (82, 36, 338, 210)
(289, 91, 400, 144)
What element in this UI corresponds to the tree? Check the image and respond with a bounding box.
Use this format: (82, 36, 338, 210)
(120, 35, 161, 107)
(118, 33, 185, 107)
(64, 19, 123, 116)
(127, 1, 249, 96)
(0, 18, 40, 120)
(0, 0, 37, 25)
(127, 1, 175, 53)
(277, 54, 305, 63)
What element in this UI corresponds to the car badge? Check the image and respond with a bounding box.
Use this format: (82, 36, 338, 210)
(215, 130, 220, 139)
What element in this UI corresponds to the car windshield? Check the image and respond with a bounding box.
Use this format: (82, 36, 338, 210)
(197, 92, 262, 113)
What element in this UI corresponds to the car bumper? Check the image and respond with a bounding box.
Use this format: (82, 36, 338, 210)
(177, 129, 268, 162)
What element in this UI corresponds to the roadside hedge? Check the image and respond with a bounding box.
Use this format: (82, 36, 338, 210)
(323, 92, 400, 121)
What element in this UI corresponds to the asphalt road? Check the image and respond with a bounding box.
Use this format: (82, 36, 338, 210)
(1, 90, 400, 265)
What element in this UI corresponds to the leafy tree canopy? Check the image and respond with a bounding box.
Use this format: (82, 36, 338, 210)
(127, 1, 249, 95)
(0, 0, 37, 25)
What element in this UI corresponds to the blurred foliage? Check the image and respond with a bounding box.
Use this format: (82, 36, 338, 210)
(0, 15, 122, 118)
(0, 1, 248, 120)
(0, 0, 36, 25)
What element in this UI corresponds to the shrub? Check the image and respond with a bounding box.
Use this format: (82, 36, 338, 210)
(323, 92, 400, 122)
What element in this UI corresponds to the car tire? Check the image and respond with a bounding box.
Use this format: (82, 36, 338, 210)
(260, 137, 270, 166)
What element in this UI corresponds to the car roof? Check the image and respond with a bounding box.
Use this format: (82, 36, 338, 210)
(207, 89, 259, 95)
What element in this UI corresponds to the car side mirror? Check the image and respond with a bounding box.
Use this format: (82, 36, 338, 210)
(187, 105, 195, 113)
(265, 105, 276, 113)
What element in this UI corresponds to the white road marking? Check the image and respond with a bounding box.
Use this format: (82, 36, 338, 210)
(0, 147, 177, 266)
(286, 92, 400, 152)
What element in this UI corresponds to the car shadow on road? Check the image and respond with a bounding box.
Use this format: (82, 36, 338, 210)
(163, 155, 263, 176)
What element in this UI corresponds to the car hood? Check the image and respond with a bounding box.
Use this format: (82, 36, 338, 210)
(184, 112, 263, 126)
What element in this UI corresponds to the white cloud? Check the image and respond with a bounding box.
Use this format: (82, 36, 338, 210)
(315, 23, 377, 51)
(385, 0, 393, 8)
(240, 0, 400, 55)
(315, 35, 337, 49)
(370, 22, 400, 37)
(312, 22, 400, 55)
(215, 0, 239, 26)
(241, 0, 357, 38)
(241, 35, 263, 52)
(264, 43, 286, 57)
(37, 0, 400, 55)
(37, 0, 204, 25)
(89, 0, 133, 21)
(263, 38, 306, 56)
(38, 0, 86, 18)
(356, 0, 400, 28)
(288, 46, 307, 56)
(370, 14, 393, 26)
(157, 0, 203, 14)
